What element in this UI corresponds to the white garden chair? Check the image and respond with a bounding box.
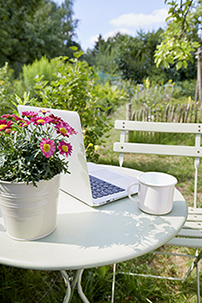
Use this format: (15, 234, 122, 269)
(113, 120, 202, 302)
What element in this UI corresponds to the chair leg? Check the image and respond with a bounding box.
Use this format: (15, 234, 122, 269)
(111, 263, 116, 303)
(195, 248, 201, 303)
(196, 262, 200, 303)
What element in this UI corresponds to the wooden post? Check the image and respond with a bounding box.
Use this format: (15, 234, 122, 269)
(195, 47, 202, 104)
(126, 102, 132, 120)
(126, 103, 132, 142)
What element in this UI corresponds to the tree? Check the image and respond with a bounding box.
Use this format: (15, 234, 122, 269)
(83, 34, 116, 71)
(111, 30, 167, 82)
(0, 0, 79, 75)
(85, 31, 167, 83)
(155, 0, 201, 70)
(85, 25, 197, 84)
(155, 0, 202, 102)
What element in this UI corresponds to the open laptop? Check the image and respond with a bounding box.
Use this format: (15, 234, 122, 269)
(17, 105, 138, 207)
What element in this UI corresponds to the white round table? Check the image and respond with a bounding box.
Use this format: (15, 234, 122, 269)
(0, 166, 188, 302)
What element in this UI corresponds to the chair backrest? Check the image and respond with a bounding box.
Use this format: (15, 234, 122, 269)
(113, 120, 202, 208)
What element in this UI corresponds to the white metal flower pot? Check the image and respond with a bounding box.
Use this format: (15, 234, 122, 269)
(0, 174, 60, 240)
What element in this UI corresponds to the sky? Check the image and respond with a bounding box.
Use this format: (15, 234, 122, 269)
(55, 0, 169, 51)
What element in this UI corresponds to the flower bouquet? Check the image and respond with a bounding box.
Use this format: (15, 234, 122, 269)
(0, 110, 77, 186)
(0, 109, 77, 240)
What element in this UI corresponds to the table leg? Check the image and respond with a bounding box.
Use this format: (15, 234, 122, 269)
(60, 270, 71, 303)
(60, 269, 90, 303)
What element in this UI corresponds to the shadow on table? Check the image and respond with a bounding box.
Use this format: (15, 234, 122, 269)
(38, 199, 185, 257)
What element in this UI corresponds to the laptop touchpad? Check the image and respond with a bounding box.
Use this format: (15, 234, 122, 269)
(92, 169, 127, 181)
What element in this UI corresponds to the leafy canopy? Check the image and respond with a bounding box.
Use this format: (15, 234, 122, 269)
(155, 0, 201, 70)
(0, 0, 79, 75)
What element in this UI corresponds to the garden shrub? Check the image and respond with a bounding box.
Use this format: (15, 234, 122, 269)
(24, 51, 114, 161)
(16, 56, 60, 99)
(95, 81, 128, 114)
(173, 79, 196, 100)
(0, 63, 15, 115)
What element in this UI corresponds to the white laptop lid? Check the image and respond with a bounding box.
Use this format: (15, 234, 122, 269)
(17, 105, 138, 207)
(17, 105, 94, 206)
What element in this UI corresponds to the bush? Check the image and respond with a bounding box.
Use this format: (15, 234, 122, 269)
(95, 81, 128, 114)
(131, 78, 176, 109)
(18, 50, 112, 161)
(173, 80, 196, 100)
(15, 56, 60, 99)
(0, 63, 15, 115)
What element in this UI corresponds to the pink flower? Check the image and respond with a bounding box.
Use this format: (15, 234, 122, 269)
(21, 111, 38, 118)
(57, 141, 73, 157)
(30, 116, 53, 125)
(40, 138, 56, 158)
(0, 119, 12, 131)
(21, 121, 30, 128)
(55, 122, 77, 137)
(39, 109, 50, 115)
(2, 114, 21, 121)
(49, 114, 63, 124)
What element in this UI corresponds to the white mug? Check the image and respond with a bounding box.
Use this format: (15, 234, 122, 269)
(128, 172, 177, 215)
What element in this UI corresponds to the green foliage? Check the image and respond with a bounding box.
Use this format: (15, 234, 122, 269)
(10, 49, 130, 161)
(0, 63, 15, 115)
(86, 29, 196, 84)
(128, 78, 198, 126)
(114, 31, 165, 82)
(18, 51, 113, 161)
(173, 79, 196, 99)
(86, 34, 118, 74)
(131, 78, 176, 109)
(85, 31, 165, 81)
(0, 253, 199, 302)
(96, 81, 128, 114)
(155, 0, 201, 70)
(18, 56, 61, 98)
(131, 77, 197, 111)
(0, 0, 79, 75)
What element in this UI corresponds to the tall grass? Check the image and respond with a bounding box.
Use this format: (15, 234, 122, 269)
(0, 260, 200, 302)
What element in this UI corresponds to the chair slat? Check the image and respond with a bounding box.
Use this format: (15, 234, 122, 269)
(188, 207, 202, 214)
(178, 228, 202, 238)
(113, 142, 202, 158)
(187, 214, 202, 222)
(115, 120, 202, 134)
(166, 237, 202, 248)
(183, 221, 202, 230)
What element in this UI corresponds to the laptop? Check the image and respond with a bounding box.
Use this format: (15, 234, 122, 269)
(17, 105, 138, 207)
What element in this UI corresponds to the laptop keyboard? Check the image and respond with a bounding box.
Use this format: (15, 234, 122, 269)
(89, 175, 125, 199)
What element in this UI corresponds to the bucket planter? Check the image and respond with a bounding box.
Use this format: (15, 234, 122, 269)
(0, 174, 60, 240)
(0, 108, 77, 241)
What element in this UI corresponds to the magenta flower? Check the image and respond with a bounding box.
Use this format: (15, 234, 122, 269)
(0, 119, 12, 131)
(30, 116, 53, 125)
(39, 109, 50, 115)
(56, 122, 77, 137)
(57, 141, 73, 157)
(21, 111, 38, 118)
(40, 138, 56, 158)
(21, 120, 30, 128)
(1, 114, 21, 121)
(49, 114, 62, 124)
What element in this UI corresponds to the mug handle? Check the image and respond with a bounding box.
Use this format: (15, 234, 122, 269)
(127, 182, 139, 202)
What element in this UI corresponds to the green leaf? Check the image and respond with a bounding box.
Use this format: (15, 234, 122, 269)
(69, 46, 78, 51)
(176, 61, 183, 70)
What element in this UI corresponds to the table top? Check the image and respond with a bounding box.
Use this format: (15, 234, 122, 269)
(0, 165, 187, 271)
